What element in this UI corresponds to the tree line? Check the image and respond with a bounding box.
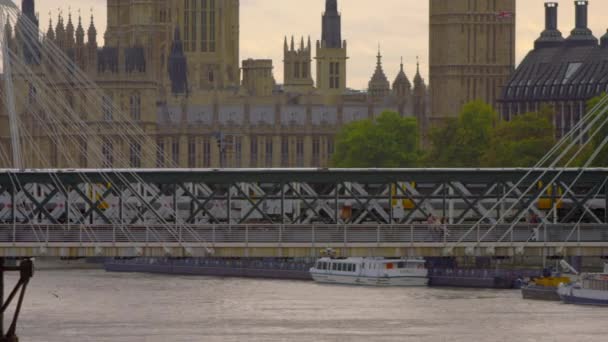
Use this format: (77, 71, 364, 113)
(332, 95, 608, 168)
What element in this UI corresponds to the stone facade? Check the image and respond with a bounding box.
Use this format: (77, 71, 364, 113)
(0, 0, 429, 169)
(429, 0, 515, 124)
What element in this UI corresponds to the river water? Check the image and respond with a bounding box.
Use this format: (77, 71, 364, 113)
(6, 269, 608, 342)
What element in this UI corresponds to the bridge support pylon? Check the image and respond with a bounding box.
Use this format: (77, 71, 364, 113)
(0, 258, 33, 342)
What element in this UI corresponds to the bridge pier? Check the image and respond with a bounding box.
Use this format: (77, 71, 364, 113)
(0, 258, 33, 342)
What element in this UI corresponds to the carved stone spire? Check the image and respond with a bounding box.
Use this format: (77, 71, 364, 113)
(87, 14, 97, 47)
(66, 11, 75, 48)
(46, 17, 54, 41)
(322, 0, 341, 48)
(75, 14, 84, 46)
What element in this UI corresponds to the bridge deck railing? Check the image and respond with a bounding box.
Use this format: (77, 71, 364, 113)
(0, 224, 605, 246)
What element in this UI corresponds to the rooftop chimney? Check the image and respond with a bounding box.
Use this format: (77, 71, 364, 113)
(545, 2, 558, 30)
(566, 0, 598, 46)
(535, 2, 564, 49)
(575, 0, 588, 29)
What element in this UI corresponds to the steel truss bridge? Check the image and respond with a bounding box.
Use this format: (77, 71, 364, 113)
(0, 168, 607, 257)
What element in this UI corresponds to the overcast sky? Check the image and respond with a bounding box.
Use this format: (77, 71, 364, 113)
(28, 0, 608, 90)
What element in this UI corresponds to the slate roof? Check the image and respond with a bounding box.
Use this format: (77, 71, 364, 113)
(501, 1, 608, 103)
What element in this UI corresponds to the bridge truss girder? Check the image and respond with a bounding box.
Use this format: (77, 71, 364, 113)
(0, 169, 605, 226)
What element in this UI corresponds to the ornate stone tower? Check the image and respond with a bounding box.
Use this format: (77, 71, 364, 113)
(392, 57, 412, 115)
(413, 60, 427, 120)
(18, 0, 39, 65)
(175, 0, 240, 90)
(283, 36, 313, 93)
(368, 48, 390, 101)
(105, 0, 170, 80)
(242, 59, 275, 97)
(413, 60, 429, 144)
(316, 0, 347, 95)
(429, 0, 515, 124)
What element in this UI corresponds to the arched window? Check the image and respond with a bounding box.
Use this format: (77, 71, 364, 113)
(130, 92, 141, 121)
(102, 94, 113, 121)
(130, 141, 141, 168)
(102, 138, 113, 168)
(28, 85, 36, 104)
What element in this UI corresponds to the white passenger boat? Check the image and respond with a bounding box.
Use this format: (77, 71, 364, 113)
(310, 257, 428, 286)
(558, 263, 608, 306)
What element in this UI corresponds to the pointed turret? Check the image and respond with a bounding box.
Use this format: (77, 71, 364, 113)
(66, 12, 75, 48)
(84, 14, 97, 72)
(4, 16, 14, 51)
(17, 0, 40, 64)
(284, 34, 313, 92)
(393, 57, 412, 99)
(87, 14, 97, 47)
(368, 46, 390, 100)
(55, 13, 66, 49)
(75, 15, 84, 45)
(21, 0, 38, 27)
(284, 36, 288, 52)
(322, 0, 342, 48)
(413, 58, 424, 88)
(316, 0, 347, 94)
(168, 27, 189, 95)
(413, 57, 427, 120)
(4, 16, 12, 41)
(46, 17, 55, 41)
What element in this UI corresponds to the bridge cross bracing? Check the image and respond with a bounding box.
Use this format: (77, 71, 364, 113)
(0, 169, 605, 257)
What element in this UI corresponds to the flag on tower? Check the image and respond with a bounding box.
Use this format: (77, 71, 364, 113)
(496, 11, 514, 19)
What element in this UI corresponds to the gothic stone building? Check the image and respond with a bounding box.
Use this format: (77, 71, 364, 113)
(0, 0, 429, 169)
(429, 0, 515, 125)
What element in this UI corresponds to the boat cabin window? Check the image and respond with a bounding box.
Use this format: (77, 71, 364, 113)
(332, 263, 338, 271)
(397, 262, 406, 269)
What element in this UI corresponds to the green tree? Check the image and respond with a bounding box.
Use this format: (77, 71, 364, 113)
(586, 93, 608, 166)
(425, 100, 497, 167)
(332, 111, 420, 168)
(481, 107, 556, 167)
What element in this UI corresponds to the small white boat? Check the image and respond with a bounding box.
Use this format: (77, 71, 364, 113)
(558, 263, 608, 306)
(310, 257, 428, 286)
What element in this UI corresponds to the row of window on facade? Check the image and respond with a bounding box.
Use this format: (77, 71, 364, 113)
(154, 136, 335, 169)
(27, 85, 142, 122)
(292, 62, 309, 79)
(102, 93, 141, 121)
(101, 138, 143, 169)
(183, 0, 217, 53)
(49, 135, 334, 168)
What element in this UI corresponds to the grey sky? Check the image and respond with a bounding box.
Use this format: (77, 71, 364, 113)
(29, 0, 608, 90)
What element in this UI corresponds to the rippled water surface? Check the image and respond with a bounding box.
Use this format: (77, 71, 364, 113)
(7, 269, 608, 341)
